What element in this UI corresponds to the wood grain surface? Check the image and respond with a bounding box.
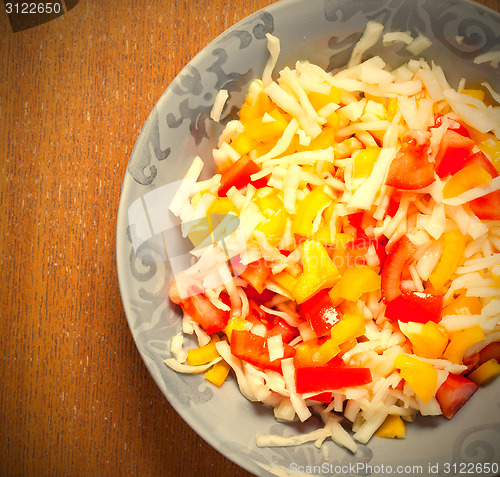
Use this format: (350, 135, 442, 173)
(1, 1, 498, 476)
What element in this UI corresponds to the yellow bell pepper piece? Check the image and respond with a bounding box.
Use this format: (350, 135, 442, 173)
(291, 186, 332, 238)
(429, 233, 466, 291)
(186, 336, 221, 366)
(292, 240, 339, 304)
(239, 87, 274, 123)
(468, 359, 500, 386)
(330, 312, 366, 345)
(329, 265, 381, 303)
(353, 147, 380, 179)
(255, 208, 288, 246)
(386, 98, 399, 121)
(444, 325, 486, 364)
(375, 415, 407, 439)
(442, 163, 492, 199)
(489, 263, 500, 286)
(402, 321, 449, 359)
(230, 131, 258, 156)
(478, 137, 500, 173)
(461, 89, 486, 101)
(443, 294, 482, 316)
(294, 339, 327, 366)
(244, 108, 289, 143)
(207, 196, 237, 216)
(325, 110, 342, 129)
(254, 190, 282, 217)
(394, 354, 438, 403)
(308, 86, 341, 111)
(316, 312, 366, 362)
(224, 316, 251, 341)
(334, 137, 363, 159)
(205, 360, 231, 387)
(308, 127, 336, 151)
(270, 270, 298, 297)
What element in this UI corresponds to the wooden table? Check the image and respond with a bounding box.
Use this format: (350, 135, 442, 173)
(1, 0, 498, 476)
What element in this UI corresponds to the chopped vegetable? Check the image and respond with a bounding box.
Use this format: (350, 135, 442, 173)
(165, 23, 500, 455)
(436, 373, 478, 419)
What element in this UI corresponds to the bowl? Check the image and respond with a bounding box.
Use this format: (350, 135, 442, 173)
(116, 0, 500, 475)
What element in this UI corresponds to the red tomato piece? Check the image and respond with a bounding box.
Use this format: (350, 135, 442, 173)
(434, 114, 470, 137)
(381, 236, 416, 303)
(436, 373, 478, 419)
(385, 290, 443, 323)
(386, 132, 435, 190)
(244, 285, 275, 304)
(469, 190, 500, 221)
(180, 293, 230, 334)
(434, 130, 475, 178)
(230, 329, 295, 372)
(464, 151, 498, 178)
(477, 342, 500, 366)
(299, 289, 341, 336)
(295, 366, 372, 394)
(218, 156, 268, 196)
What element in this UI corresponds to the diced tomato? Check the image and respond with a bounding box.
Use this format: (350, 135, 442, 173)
(385, 290, 443, 323)
(381, 236, 416, 303)
(478, 342, 500, 366)
(218, 156, 268, 196)
(244, 285, 274, 304)
(386, 131, 435, 190)
(299, 289, 341, 336)
(345, 237, 387, 268)
(347, 212, 377, 238)
(434, 114, 470, 138)
(230, 329, 295, 372)
(434, 130, 475, 178)
(436, 373, 478, 419)
(180, 293, 230, 334)
(295, 366, 372, 394)
(464, 151, 498, 178)
(469, 190, 500, 221)
(238, 257, 272, 294)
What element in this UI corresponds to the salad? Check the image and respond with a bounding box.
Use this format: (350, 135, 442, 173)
(166, 22, 500, 453)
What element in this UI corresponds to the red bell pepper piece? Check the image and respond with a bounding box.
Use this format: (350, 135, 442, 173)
(385, 289, 443, 323)
(308, 392, 333, 403)
(230, 329, 295, 372)
(299, 289, 341, 336)
(381, 236, 416, 303)
(436, 373, 478, 419)
(218, 156, 267, 196)
(434, 130, 475, 178)
(295, 366, 372, 394)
